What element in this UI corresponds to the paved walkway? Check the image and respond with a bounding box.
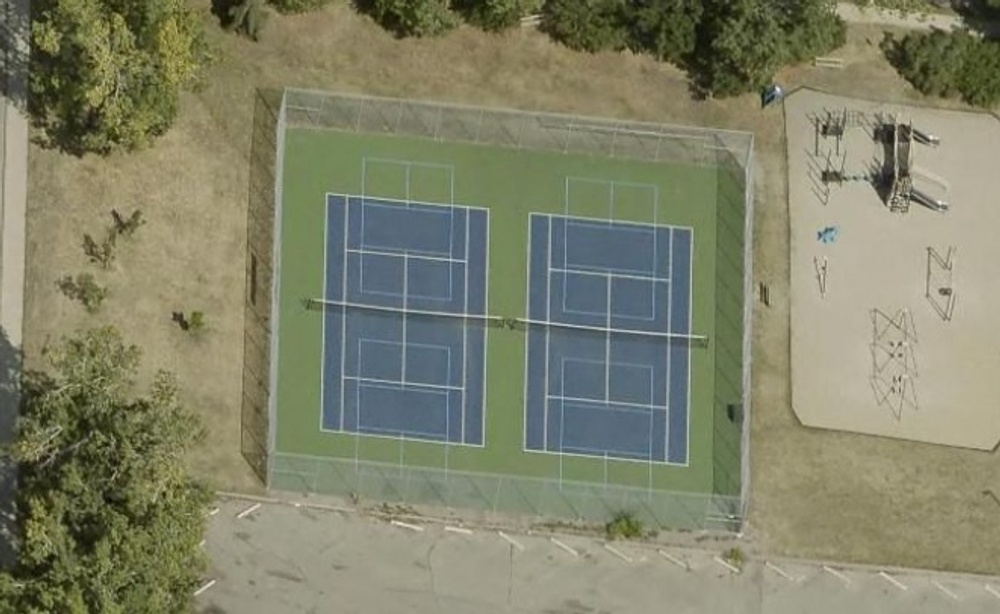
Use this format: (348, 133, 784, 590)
(837, 1, 1000, 35)
(1, 0, 27, 352)
(0, 0, 28, 569)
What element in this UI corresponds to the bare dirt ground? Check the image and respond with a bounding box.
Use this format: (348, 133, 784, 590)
(21, 0, 1000, 578)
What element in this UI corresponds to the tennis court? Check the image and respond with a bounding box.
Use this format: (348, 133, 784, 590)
(247, 90, 755, 531)
(321, 195, 488, 445)
(524, 215, 693, 464)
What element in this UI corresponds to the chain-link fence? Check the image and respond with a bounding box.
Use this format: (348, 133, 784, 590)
(282, 87, 752, 169)
(710, 135, 754, 522)
(271, 452, 742, 532)
(241, 89, 282, 483)
(243, 88, 754, 532)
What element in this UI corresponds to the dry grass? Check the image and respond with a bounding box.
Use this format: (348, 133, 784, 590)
(21, 4, 1000, 572)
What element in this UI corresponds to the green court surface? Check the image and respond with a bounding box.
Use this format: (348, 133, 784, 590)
(269, 119, 747, 527)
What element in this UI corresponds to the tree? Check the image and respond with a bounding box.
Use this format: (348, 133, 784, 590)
(884, 28, 1000, 109)
(30, 0, 209, 154)
(228, 0, 269, 39)
(0, 328, 212, 614)
(361, 0, 460, 37)
(694, 0, 786, 97)
(884, 29, 975, 98)
(540, 0, 628, 53)
(456, 0, 538, 32)
(775, 0, 846, 63)
(957, 38, 1000, 107)
(624, 0, 702, 64)
(267, 0, 329, 15)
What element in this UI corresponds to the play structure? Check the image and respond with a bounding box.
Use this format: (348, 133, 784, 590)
(874, 113, 948, 214)
(869, 308, 919, 420)
(808, 108, 950, 214)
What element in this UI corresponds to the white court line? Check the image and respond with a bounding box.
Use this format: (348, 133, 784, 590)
(479, 209, 490, 446)
(445, 526, 473, 535)
(339, 198, 350, 431)
(985, 584, 1000, 599)
(682, 226, 694, 465)
(663, 228, 673, 462)
(461, 206, 469, 443)
(522, 215, 533, 451)
(347, 247, 464, 264)
(547, 209, 694, 233)
(390, 520, 424, 532)
(551, 266, 667, 285)
(547, 394, 661, 414)
(193, 579, 216, 597)
(401, 253, 409, 382)
(605, 272, 612, 403)
(543, 217, 553, 450)
(321, 199, 330, 431)
(345, 181, 484, 213)
(346, 373, 462, 392)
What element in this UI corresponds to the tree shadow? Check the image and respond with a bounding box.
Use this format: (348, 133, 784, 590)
(0, 0, 31, 112)
(951, 0, 1000, 39)
(210, 0, 238, 29)
(0, 326, 22, 570)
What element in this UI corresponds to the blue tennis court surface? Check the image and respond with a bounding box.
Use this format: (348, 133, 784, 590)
(525, 214, 692, 464)
(322, 195, 488, 445)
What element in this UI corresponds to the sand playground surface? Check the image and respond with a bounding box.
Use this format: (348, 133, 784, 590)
(786, 89, 1000, 450)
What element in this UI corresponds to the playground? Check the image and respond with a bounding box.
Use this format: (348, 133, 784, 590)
(786, 88, 1000, 449)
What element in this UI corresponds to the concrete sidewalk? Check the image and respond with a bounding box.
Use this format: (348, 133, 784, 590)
(837, 1, 1000, 36)
(0, 0, 28, 570)
(1, 0, 27, 349)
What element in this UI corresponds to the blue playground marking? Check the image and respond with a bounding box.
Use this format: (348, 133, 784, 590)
(525, 214, 692, 464)
(322, 195, 487, 445)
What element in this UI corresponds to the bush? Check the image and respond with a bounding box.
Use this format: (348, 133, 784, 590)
(457, 0, 538, 32)
(605, 511, 644, 540)
(172, 310, 207, 334)
(57, 274, 109, 313)
(540, 0, 627, 53)
(958, 39, 1000, 107)
(885, 29, 1000, 108)
(83, 230, 116, 269)
(723, 546, 744, 570)
(111, 208, 146, 238)
(361, 0, 460, 37)
(884, 29, 974, 98)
